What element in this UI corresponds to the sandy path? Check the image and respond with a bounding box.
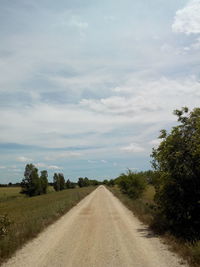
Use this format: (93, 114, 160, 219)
(3, 186, 188, 267)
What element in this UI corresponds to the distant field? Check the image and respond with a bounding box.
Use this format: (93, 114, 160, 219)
(0, 186, 96, 263)
(0, 186, 55, 202)
(0, 187, 22, 202)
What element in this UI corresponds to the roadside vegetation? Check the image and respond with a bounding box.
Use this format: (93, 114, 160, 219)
(108, 107, 200, 266)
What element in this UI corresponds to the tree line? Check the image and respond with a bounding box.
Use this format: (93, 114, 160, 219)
(20, 164, 107, 197)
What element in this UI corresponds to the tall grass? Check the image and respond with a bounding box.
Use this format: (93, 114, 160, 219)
(0, 186, 96, 263)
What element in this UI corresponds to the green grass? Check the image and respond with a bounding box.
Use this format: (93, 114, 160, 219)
(0, 187, 23, 202)
(109, 185, 200, 267)
(0, 186, 55, 202)
(109, 185, 155, 225)
(0, 186, 96, 263)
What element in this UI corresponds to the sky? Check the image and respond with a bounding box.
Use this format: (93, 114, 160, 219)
(0, 0, 200, 183)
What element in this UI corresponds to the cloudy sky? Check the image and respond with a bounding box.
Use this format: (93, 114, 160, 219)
(0, 0, 200, 183)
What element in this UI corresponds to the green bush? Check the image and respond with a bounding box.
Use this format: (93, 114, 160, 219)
(151, 107, 200, 241)
(117, 170, 147, 199)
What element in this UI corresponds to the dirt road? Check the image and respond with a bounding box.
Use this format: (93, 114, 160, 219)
(3, 186, 188, 267)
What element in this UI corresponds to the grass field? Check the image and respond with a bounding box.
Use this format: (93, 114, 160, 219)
(0, 187, 22, 202)
(0, 186, 96, 263)
(0, 186, 55, 202)
(109, 185, 200, 267)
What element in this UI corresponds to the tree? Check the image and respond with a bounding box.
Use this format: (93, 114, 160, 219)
(108, 179, 115, 187)
(103, 179, 109, 185)
(53, 173, 60, 191)
(21, 164, 42, 196)
(59, 173, 65, 190)
(83, 177, 90, 186)
(78, 177, 84, 187)
(89, 179, 100, 186)
(66, 179, 75, 189)
(151, 107, 200, 241)
(53, 173, 65, 191)
(40, 170, 48, 194)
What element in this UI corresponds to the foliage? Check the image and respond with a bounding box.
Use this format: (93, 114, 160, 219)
(53, 173, 65, 191)
(40, 170, 48, 194)
(21, 164, 48, 197)
(108, 179, 115, 186)
(78, 177, 90, 187)
(66, 179, 75, 189)
(151, 107, 200, 241)
(116, 170, 147, 199)
(59, 173, 65, 190)
(89, 179, 100, 186)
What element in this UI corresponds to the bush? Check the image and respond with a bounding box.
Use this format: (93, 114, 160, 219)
(117, 170, 147, 199)
(151, 107, 200, 241)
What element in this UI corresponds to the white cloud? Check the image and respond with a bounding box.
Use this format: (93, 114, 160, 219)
(44, 152, 82, 161)
(80, 95, 160, 116)
(101, 160, 107, 163)
(35, 163, 62, 170)
(172, 0, 200, 34)
(149, 139, 161, 147)
(17, 156, 33, 162)
(81, 76, 200, 121)
(121, 143, 145, 153)
(35, 163, 46, 168)
(0, 75, 199, 155)
(48, 165, 62, 170)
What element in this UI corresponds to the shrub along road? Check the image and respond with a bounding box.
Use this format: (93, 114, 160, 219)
(3, 186, 188, 267)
